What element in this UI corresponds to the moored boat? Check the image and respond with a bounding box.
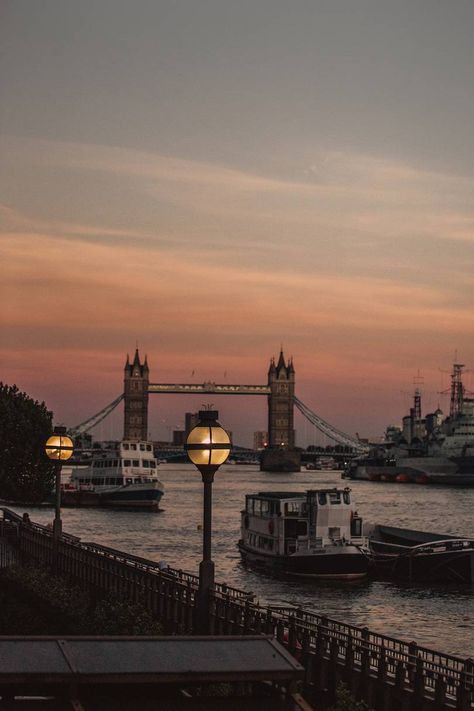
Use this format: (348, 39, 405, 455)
(60, 440, 164, 511)
(344, 363, 474, 486)
(238, 488, 369, 579)
(366, 524, 474, 583)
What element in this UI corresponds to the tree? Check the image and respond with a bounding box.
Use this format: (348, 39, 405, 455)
(0, 383, 55, 502)
(329, 682, 368, 711)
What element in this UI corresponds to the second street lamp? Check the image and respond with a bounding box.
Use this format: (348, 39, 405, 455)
(45, 426, 74, 541)
(185, 409, 231, 634)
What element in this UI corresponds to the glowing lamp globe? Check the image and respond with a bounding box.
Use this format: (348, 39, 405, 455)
(45, 428, 74, 461)
(186, 410, 231, 471)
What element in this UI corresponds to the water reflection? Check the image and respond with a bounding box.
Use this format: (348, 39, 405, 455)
(12, 463, 474, 657)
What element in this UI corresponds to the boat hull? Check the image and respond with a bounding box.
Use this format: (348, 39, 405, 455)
(100, 486, 163, 510)
(59, 485, 163, 511)
(369, 547, 474, 583)
(346, 456, 474, 485)
(367, 525, 474, 583)
(238, 541, 368, 579)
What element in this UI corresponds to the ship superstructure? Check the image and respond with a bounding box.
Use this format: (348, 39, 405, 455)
(345, 363, 474, 485)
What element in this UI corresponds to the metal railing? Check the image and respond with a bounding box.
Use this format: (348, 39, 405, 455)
(1, 507, 472, 710)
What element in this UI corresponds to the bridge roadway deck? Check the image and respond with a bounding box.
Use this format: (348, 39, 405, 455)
(148, 382, 271, 395)
(1, 508, 472, 711)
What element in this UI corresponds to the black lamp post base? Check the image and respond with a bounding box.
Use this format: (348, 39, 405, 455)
(52, 518, 62, 540)
(195, 559, 215, 635)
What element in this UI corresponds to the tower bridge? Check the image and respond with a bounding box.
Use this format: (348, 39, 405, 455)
(69, 349, 368, 467)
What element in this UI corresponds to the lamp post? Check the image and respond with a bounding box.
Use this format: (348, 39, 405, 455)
(45, 426, 74, 541)
(185, 409, 231, 634)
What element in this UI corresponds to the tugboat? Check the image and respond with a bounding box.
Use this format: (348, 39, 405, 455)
(60, 440, 164, 510)
(238, 488, 369, 579)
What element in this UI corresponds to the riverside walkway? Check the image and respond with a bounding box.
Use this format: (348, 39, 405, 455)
(0, 507, 472, 711)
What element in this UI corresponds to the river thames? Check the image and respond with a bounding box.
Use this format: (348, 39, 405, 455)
(13, 464, 474, 658)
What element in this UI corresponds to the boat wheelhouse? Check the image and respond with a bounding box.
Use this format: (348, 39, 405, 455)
(62, 440, 164, 510)
(238, 488, 368, 579)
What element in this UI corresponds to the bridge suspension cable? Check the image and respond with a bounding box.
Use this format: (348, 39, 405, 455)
(68, 394, 124, 437)
(293, 396, 369, 453)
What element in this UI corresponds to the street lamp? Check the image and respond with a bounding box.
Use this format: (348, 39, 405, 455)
(185, 409, 231, 634)
(45, 426, 74, 541)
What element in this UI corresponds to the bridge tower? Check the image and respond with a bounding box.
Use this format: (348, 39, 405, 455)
(267, 350, 295, 448)
(123, 349, 149, 440)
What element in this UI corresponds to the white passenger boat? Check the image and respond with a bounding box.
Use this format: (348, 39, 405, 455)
(238, 488, 369, 579)
(61, 440, 164, 511)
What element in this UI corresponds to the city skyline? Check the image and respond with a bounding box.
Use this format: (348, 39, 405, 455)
(1, 1, 473, 445)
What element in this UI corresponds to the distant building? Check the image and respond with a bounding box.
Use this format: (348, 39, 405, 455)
(185, 412, 200, 436)
(172, 430, 186, 446)
(254, 431, 268, 450)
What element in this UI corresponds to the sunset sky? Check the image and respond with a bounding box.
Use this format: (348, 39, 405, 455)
(1, 1, 473, 446)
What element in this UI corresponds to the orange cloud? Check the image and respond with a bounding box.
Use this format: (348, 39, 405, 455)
(1, 137, 473, 441)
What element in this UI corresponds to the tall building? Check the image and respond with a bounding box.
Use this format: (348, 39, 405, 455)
(172, 430, 186, 446)
(123, 349, 149, 440)
(185, 412, 200, 436)
(253, 431, 268, 450)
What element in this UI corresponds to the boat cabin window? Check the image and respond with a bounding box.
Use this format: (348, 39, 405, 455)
(123, 444, 129, 450)
(143, 461, 149, 468)
(146, 445, 152, 452)
(135, 478, 142, 483)
(261, 500, 269, 515)
(133, 459, 139, 467)
(130, 444, 137, 450)
(328, 492, 341, 505)
(126, 478, 132, 484)
(140, 444, 145, 451)
(343, 491, 351, 505)
(285, 501, 300, 516)
(150, 461, 156, 468)
(318, 493, 327, 505)
(329, 527, 341, 538)
(124, 459, 131, 467)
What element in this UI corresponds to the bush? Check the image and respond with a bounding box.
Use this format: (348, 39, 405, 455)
(1, 564, 163, 635)
(329, 682, 368, 711)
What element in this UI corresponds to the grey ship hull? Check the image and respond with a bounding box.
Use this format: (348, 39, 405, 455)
(346, 455, 474, 485)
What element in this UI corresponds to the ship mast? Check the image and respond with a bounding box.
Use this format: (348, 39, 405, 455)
(410, 371, 423, 441)
(449, 363, 465, 418)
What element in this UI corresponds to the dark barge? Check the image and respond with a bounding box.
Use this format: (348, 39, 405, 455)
(366, 524, 474, 583)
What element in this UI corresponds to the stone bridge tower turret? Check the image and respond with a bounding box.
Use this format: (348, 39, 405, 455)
(123, 349, 149, 440)
(267, 350, 295, 448)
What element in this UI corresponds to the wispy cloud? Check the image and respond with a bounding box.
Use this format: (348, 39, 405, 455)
(1, 136, 473, 434)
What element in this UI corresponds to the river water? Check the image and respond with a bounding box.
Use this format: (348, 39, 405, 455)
(13, 464, 474, 658)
